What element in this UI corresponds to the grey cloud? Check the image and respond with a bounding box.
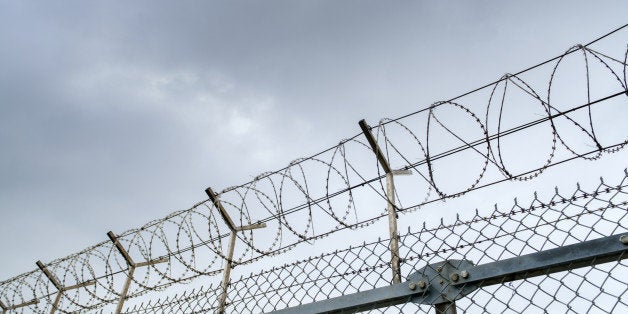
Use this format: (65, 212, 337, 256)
(1, 0, 627, 279)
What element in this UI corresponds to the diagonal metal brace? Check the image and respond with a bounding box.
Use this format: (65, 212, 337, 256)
(107, 231, 135, 267)
(359, 119, 392, 174)
(107, 231, 168, 314)
(205, 187, 267, 313)
(36, 261, 63, 291)
(205, 187, 237, 231)
(359, 119, 413, 284)
(36, 261, 95, 314)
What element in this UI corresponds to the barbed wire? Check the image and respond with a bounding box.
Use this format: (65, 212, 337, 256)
(122, 168, 628, 313)
(1, 24, 627, 313)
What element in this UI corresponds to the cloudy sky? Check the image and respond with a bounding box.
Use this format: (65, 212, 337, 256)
(1, 0, 627, 282)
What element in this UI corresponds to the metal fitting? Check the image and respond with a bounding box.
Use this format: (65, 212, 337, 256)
(408, 282, 417, 290)
(620, 235, 628, 245)
(417, 281, 427, 289)
(436, 266, 443, 273)
(461, 270, 469, 279)
(450, 273, 459, 282)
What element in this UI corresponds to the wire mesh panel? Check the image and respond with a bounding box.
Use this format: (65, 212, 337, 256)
(251, 171, 628, 313)
(123, 285, 222, 314)
(121, 170, 628, 313)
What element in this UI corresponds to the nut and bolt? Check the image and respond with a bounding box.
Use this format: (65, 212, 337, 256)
(620, 235, 628, 245)
(418, 281, 427, 289)
(436, 266, 443, 273)
(450, 273, 460, 282)
(461, 270, 469, 279)
(439, 278, 445, 284)
(408, 282, 417, 290)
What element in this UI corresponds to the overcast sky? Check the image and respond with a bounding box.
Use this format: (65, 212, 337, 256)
(1, 0, 628, 283)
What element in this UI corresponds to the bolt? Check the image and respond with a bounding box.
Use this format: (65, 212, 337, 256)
(439, 278, 444, 285)
(408, 282, 417, 290)
(450, 273, 460, 282)
(621, 235, 628, 245)
(418, 281, 427, 289)
(436, 266, 443, 273)
(461, 270, 469, 279)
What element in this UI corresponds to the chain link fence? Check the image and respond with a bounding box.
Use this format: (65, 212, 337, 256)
(122, 170, 628, 313)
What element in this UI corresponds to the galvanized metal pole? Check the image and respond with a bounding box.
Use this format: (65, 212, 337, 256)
(36, 261, 63, 314)
(217, 232, 237, 314)
(205, 187, 237, 231)
(359, 119, 406, 284)
(358, 120, 392, 174)
(107, 231, 168, 314)
(50, 292, 62, 314)
(116, 265, 135, 314)
(36, 261, 94, 314)
(435, 302, 457, 314)
(107, 231, 136, 314)
(205, 187, 267, 313)
(385, 172, 401, 284)
(48, 281, 94, 314)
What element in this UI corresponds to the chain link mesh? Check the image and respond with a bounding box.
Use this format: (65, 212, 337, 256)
(121, 170, 628, 313)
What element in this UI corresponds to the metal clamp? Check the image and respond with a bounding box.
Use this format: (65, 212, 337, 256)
(407, 259, 476, 305)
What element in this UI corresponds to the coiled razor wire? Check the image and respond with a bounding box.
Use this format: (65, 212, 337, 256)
(1, 23, 628, 313)
(123, 169, 628, 313)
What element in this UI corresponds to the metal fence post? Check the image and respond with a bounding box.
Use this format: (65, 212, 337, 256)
(36, 261, 94, 314)
(107, 231, 168, 314)
(435, 302, 457, 314)
(218, 231, 237, 313)
(359, 119, 411, 284)
(385, 172, 401, 283)
(205, 187, 267, 313)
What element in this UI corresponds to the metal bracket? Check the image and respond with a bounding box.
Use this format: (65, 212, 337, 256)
(359, 119, 414, 284)
(407, 259, 476, 305)
(358, 119, 392, 174)
(107, 231, 168, 314)
(36, 261, 95, 314)
(205, 187, 267, 314)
